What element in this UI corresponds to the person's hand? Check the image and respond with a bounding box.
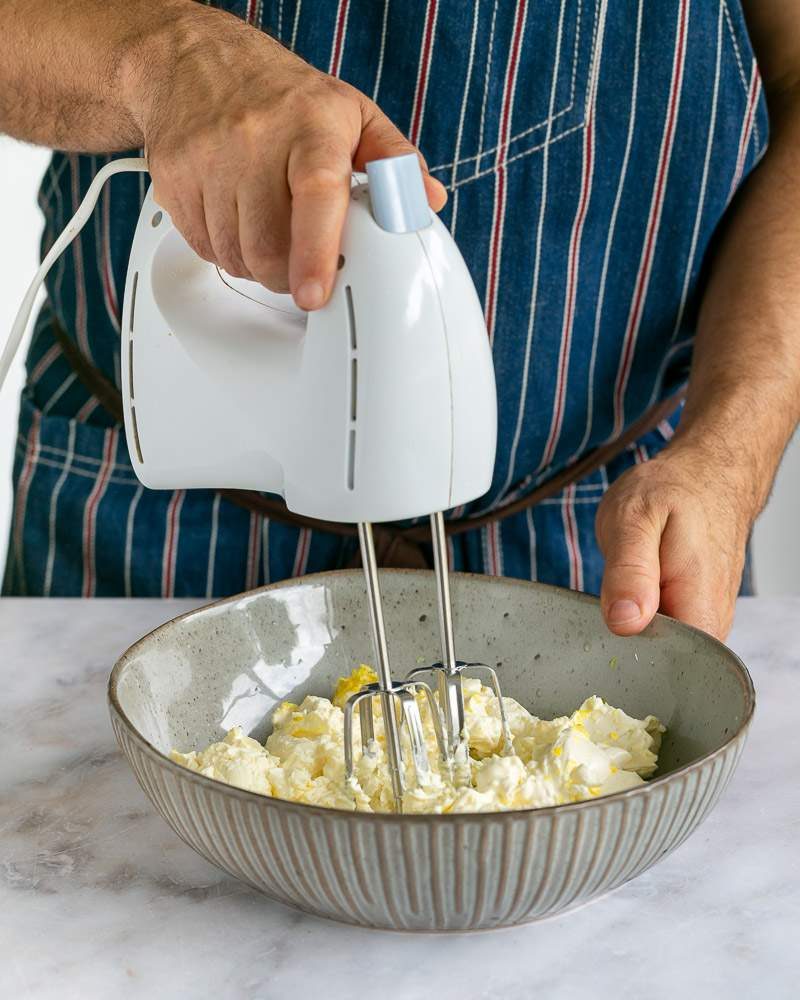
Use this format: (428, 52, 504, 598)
(595, 443, 753, 640)
(122, 5, 446, 309)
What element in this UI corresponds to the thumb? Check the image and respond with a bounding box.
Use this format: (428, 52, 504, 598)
(596, 498, 664, 636)
(355, 105, 447, 212)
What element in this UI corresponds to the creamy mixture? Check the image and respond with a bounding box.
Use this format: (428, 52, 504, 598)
(171, 665, 664, 813)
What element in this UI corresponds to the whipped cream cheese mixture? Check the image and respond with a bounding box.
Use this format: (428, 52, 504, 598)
(171, 665, 665, 813)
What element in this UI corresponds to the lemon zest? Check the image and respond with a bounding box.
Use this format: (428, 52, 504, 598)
(332, 664, 378, 708)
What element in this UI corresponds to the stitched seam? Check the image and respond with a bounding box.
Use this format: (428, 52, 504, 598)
(583, 0, 601, 125)
(19, 443, 612, 500)
(451, 0, 481, 190)
(539, 495, 603, 506)
(441, 119, 586, 189)
(430, 0, 590, 174)
(722, 0, 750, 94)
(14, 445, 139, 485)
(15, 436, 131, 470)
(474, 0, 500, 171)
(492, 460, 608, 510)
(37, 155, 70, 213)
(722, 0, 760, 149)
(438, 0, 579, 171)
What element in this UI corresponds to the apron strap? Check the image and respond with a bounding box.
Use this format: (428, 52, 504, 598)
(50, 318, 685, 566)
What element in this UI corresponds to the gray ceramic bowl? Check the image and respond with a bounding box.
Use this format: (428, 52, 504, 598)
(109, 571, 754, 931)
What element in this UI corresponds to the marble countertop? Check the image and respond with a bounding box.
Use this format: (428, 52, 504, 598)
(1, 597, 798, 999)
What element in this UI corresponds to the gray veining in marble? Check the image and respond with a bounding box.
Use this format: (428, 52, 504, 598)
(1, 597, 798, 999)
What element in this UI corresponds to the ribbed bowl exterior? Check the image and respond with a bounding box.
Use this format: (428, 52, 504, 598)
(110, 708, 746, 931)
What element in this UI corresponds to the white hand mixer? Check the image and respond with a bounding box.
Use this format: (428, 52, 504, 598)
(2, 153, 511, 811)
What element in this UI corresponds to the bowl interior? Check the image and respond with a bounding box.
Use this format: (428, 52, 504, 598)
(112, 571, 753, 779)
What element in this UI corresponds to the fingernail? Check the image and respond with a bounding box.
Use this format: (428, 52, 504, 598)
(608, 599, 641, 625)
(295, 280, 324, 310)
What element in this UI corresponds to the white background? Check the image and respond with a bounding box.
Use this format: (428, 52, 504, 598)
(1, 135, 798, 593)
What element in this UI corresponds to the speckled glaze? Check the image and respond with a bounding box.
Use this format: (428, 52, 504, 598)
(108, 571, 754, 932)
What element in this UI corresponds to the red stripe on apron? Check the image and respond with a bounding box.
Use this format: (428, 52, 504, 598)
(75, 397, 100, 423)
(542, 120, 596, 467)
(292, 528, 312, 578)
(728, 62, 760, 202)
(161, 489, 186, 597)
(612, 0, 689, 437)
(409, 0, 439, 147)
(658, 419, 675, 440)
(13, 410, 42, 594)
(540, 15, 605, 468)
(246, 512, 261, 590)
(570, 0, 642, 464)
(82, 427, 118, 597)
(329, 0, 351, 77)
(562, 483, 583, 591)
(484, 1, 528, 342)
(69, 155, 91, 362)
(101, 176, 119, 328)
(485, 520, 502, 577)
(29, 343, 61, 385)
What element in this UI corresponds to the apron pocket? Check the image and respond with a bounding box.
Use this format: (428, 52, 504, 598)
(428, 0, 601, 189)
(4, 393, 137, 596)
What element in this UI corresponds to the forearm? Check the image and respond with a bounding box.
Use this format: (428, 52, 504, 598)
(0, 0, 227, 151)
(594, 2, 800, 638)
(672, 92, 800, 523)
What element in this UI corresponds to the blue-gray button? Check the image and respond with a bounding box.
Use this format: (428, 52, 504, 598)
(365, 154, 432, 234)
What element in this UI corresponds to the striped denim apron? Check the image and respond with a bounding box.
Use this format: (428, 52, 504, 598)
(4, 0, 768, 598)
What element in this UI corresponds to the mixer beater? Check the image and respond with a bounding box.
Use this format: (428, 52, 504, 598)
(343, 521, 448, 807)
(344, 514, 513, 812)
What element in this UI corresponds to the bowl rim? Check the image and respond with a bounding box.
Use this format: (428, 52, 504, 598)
(108, 569, 756, 823)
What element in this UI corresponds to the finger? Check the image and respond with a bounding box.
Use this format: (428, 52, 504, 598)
(597, 498, 664, 636)
(170, 196, 216, 264)
(424, 173, 449, 213)
(151, 171, 216, 263)
(657, 515, 731, 639)
(287, 141, 353, 310)
(238, 171, 292, 292)
(354, 107, 448, 212)
(202, 182, 250, 279)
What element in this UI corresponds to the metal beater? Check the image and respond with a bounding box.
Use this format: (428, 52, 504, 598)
(344, 514, 512, 812)
(408, 513, 513, 765)
(343, 522, 448, 809)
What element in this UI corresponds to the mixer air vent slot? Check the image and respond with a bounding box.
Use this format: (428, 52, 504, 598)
(345, 284, 357, 491)
(128, 272, 138, 405)
(130, 405, 144, 464)
(127, 271, 142, 463)
(345, 284, 357, 351)
(128, 340, 135, 400)
(350, 358, 358, 422)
(347, 429, 356, 491)
(129, 271, 138, 334)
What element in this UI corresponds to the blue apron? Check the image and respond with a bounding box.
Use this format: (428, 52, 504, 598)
(4, 0, 767, 597)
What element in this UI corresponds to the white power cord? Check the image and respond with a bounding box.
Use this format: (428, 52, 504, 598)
(0, 155, 149, 392)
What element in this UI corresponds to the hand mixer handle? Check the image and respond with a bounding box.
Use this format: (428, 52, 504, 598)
(365, 154, 432, 234)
